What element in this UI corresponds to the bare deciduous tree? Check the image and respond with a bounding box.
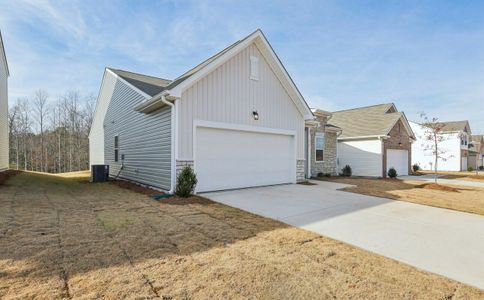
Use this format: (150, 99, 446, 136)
(419, 112, 453, 184)
(33, 89, 49, 172)
(8, 90, 94, 173)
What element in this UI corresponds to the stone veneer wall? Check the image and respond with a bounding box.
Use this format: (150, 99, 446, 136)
(309, 115, 338, 177)
(382, 119, 412, 177)
(322, 131, 338, 175)
(296, 159, 305, 182)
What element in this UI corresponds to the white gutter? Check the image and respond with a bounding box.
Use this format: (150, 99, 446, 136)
(160, 94, 177, 194)
(338, 135, 389, 141)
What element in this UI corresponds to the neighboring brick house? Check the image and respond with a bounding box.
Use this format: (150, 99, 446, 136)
(305, 109, 341, 178)
(329, 103, 415, 177)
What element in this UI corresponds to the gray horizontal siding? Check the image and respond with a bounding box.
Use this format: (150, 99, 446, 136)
(104, 79, 171, 190)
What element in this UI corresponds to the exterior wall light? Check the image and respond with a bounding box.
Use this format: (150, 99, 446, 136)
(252, 111, 259, 120)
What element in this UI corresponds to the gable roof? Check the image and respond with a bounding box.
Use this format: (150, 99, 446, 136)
(108, 68, 171, 97)
(0, 30, 9, 76)
(439, 121, 471, 133)
(471, 135, 483, 143)
(133, 29, 313, 119)
(330, 103, 415, 140)
(470, 135, 483, 153)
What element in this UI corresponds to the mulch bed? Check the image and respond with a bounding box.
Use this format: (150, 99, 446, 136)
(110, 179, 214, 205)
(110, 179, 161, 196)
(0, 170, 22, 185)
(416, 183, 459, 193)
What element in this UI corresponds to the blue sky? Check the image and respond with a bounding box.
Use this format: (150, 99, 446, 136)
(1, 0, 483, 132)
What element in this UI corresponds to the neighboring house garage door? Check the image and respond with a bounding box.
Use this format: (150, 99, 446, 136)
(194, 123, 296, 192)
(387, 149, 408, 176)
(461, 157, 468, 171)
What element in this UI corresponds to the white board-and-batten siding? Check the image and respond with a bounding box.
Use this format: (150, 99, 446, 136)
(103, 79, 172, 190)
(177, 42, 305, 160)
(0, 50, 7, 171)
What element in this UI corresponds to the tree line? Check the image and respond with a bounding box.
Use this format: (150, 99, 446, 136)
(8, 90, 95, 173)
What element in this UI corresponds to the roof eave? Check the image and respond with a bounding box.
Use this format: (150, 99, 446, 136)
(166, 29, 313, 119)
(134, 91, 176, 114)
(0, 30, 9, 77)
(338, 135, 389, 141)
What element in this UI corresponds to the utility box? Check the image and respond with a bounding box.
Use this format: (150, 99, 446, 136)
(91, 165, 109, 182)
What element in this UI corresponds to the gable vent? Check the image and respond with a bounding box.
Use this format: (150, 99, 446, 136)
(250, 56, 259, 81)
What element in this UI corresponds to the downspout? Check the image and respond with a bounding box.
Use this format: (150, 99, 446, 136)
(161, 94, 176, 194)
(307, 127, 311, 178)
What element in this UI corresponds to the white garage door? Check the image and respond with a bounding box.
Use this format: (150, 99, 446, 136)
(195, 125, 296, 192)
(461, 157, 468, 171)
(386, 149, 409, 176)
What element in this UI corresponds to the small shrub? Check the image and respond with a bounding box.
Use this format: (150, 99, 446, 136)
(468, 166, 474, 172)
(317, 172, 324, 177)
(324, 173, 331, 177)
(341, 165, 352, 177)
(175, 166, 198, 197)
(412, 164, 420, 173)
(388, 167, 398, 178)
(479, 166, 484, 171)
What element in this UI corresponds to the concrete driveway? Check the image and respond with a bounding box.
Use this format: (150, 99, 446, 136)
(204, 181, 484, 290)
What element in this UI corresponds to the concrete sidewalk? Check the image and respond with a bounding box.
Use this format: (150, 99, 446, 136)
(400, 174, 484, 188)
(205, 181, 484, 290)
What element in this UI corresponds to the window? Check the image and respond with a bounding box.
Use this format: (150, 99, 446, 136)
(250, 56, 259, 80)
(114, 136, 119, 162)
(315, 133, 325, 162)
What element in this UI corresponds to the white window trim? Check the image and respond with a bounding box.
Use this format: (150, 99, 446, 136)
(315, 133, 325, 162)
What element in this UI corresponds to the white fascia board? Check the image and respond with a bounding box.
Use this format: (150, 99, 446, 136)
(168, 32, 260, 98)
(168, 30, 313, 119)
(325, 127, 342, 133)
(254, 33, 313, 118)
(338, 135, 388, 141)
(0, 31, 8, 77)
(134, 91, 174, 113)
(89, 69, 109, 138)
(106, 68, 151, 99)
(399, 112, 416, 140)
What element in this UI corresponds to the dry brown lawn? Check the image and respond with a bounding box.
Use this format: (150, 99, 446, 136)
(1, 172, 483, 299)
(319, 176, 484, 216)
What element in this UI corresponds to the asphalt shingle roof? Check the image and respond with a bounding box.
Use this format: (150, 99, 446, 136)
(108, 69, 171, 97)
(107, 31, 251, 98)
(439, 121, 470, 133)
(330, 103, 404, 139)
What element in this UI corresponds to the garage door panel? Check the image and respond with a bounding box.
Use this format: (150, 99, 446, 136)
(387, 149, 409, 176)
(195, 127, 295, 192)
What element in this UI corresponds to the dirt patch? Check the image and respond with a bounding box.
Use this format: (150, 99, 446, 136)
(298, 181, 317, 186)
(417, 183, 459, 192)
(0, 170, 21, 185)
(1, 172, 483, 299)
(110, 179, 164, 196)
